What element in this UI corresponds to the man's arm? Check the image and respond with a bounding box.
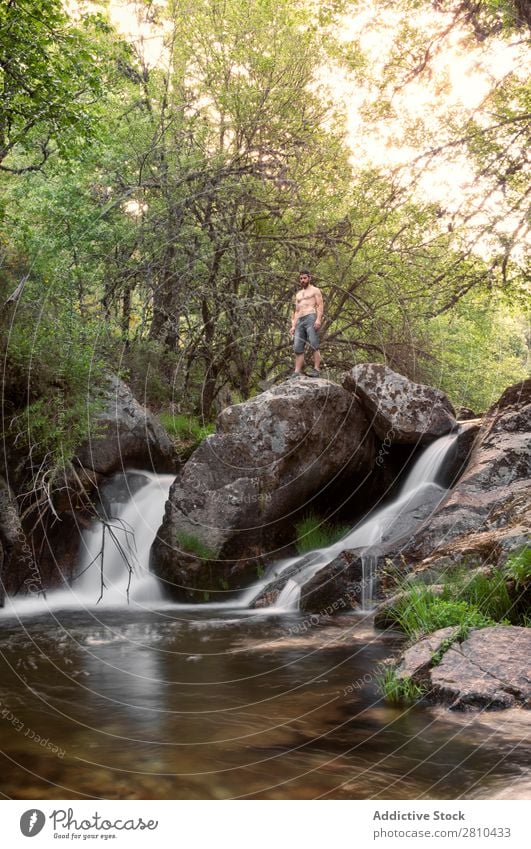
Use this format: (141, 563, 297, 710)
(314, 288, 323, 329)
(290, 295, 299, 336)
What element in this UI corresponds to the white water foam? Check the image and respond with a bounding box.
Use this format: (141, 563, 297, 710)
(271, 431, 458, 612)
(1, 432, 459, 618)
(1, 470, 175, 617)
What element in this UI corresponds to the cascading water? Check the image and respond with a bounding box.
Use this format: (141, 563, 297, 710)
(272, 430, 459, 612)
(74, 470, 175, 607)
(1, 432, 459, 618)
(1, 470, 175, 616)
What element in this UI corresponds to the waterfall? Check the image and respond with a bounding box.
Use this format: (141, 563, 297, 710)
(272, 431, 458, 612)
(1, 432, 459, 618)
(73, 471, 175, 607)
(1, 470, 175, 616)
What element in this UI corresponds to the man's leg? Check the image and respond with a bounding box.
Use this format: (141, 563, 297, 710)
(295, 352, 305, 372)
(307, 317, 321, 376)
(292, 320, 307, 374)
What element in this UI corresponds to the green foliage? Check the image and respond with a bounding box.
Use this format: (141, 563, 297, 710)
(159, 413, 215, 444)
(504, 546, 531, 587)
(0, 0, 126, 171)
(424, 291, 529, 412)
(175, 531, 217, 561)
(430, 625, 470, 666)
(388, 546, 531, 642)
(389, 584, 496, 641)
(0, 0, 528, 516)
(295, 512, 350, 554)
(440, 567, 514, 623)
(1, 295, 109, 472)
(376, 664, 427, 705)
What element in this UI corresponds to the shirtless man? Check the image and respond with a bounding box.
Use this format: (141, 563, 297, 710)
(289, 270, 324, 378)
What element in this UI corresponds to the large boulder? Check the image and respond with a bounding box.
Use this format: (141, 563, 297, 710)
(151, 378, 377, 598)
(342, 363, 456, 445)
(73, 374, 176, 476)
(405, 379, 531, 562)
(392, 625, 531, 710)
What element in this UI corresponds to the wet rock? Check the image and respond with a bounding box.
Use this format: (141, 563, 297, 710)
(430, 626, 531, 710)
(73, 374, 177, 476)
(442, 420, 480, 487)
(250, 558, 314, 609)
(299, 550, 363, 613)
(151, 550, 260, 604)
(405, 379, 531, 562)
(395, 626, 461, 681)
(0, 475, 39, 600)
(373, 591, 407, 630)
(51, 466, 104, 514)
(456, 407, 478, 421)
(151, 378, 376, 597)
(342, 363, 456, 445)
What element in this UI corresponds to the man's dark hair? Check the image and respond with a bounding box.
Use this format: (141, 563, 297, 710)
(299, 269, 311, 276)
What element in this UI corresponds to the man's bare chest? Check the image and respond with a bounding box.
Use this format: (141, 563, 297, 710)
(296, 288, 317, 305)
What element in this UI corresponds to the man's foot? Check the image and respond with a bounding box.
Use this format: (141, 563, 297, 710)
(289, 371, 303, 379)
(307, 368, 320, 378)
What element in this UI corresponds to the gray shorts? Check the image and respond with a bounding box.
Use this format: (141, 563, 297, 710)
(293, 313, 320, 353)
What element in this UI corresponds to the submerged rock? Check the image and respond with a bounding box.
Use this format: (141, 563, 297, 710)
(342, 363, 456, 445)
(151, 377, 376, 598)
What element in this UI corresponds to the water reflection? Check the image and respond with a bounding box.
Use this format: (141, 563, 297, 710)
(0, 609, 528, 799)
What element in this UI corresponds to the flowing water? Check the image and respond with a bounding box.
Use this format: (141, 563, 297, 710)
(0, 607, 529, 799)
(0, 437, 529, 799)
(273, 432, 457, 611)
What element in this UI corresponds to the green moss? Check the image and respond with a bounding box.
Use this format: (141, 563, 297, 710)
(175, 531, 216, 561)
(430, 625, 470, 666)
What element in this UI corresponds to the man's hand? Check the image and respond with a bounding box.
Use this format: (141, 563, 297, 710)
(289, 325, 295, 337)
(314, 319, 321, 331)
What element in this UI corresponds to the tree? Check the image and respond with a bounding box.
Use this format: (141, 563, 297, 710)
(0, 0, 115, 173)
(339, 0, 530, 290)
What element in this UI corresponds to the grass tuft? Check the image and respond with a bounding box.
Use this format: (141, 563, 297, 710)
(389, 584, 496, 641)
(376, 665, 427, 705)
(441, 567, 514, 623)
(295, 512, 350, 554)
(159, 412, 214, 453)
(504, 546, 531, 587)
